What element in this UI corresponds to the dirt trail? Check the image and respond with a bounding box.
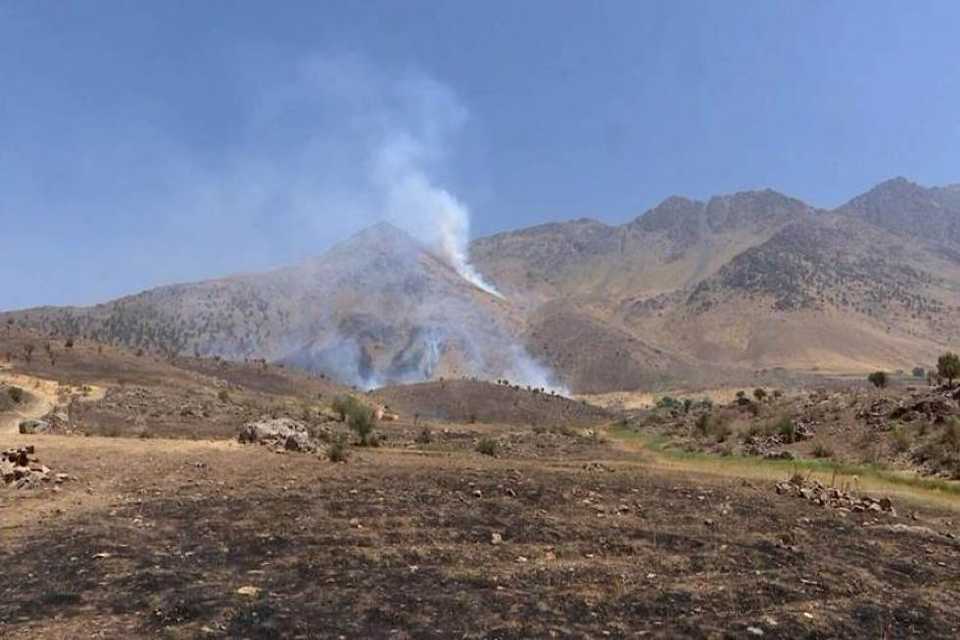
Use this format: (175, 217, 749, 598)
(0, 365, 106, 435)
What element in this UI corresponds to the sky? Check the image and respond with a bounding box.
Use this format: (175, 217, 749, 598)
(2, 1, 959, 309)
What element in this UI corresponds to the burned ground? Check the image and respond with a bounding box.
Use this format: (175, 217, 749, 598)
(372, 379, 610, 429)
(2, 441, 959, 639)
(2, 331, 960, 638)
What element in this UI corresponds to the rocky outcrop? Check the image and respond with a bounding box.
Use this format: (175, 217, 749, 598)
(237, 417, 329, 453)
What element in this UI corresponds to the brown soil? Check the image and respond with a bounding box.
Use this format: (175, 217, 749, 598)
(2, 331, 960, 638)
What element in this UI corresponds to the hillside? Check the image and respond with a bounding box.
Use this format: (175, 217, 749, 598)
(4, 178, 960, 392)
(1, 224, 550, 390)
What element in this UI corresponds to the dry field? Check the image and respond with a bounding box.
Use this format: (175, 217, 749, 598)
(2, 332, 960, 639)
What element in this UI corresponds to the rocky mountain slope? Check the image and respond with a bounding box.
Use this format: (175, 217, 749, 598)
(4, 177, 959, 392)
(2, 224, 537, 389)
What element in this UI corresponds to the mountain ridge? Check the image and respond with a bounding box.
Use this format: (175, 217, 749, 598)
(4, 178, 959, 392)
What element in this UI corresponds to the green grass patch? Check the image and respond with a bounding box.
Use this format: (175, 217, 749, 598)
(608, 422, 960, 499)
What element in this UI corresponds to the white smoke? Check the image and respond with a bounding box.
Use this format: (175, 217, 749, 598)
(373, 132, 502, 297)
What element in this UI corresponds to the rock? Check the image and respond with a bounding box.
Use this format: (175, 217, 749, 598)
(747, 627, 764, 636)
(0, 459, 14, 482)
(18, 419, 50, 434)
(238, 418, 318, 453)
(765, 450, 794, 460)
(2, 446, 65, 490)
(490, 532, 504, 545)
(236, 586, 261, 597)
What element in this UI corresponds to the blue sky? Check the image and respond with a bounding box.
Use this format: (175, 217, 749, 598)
(2, 1, 959, 309)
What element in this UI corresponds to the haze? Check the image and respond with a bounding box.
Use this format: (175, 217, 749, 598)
(2, 1, 959, 309)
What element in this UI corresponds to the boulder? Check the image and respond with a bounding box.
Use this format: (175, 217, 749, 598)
(238, 417, 318, 453)
(19, 419, 50, 435)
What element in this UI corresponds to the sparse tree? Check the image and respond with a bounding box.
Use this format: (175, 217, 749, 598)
(23, 343, 34, 363)
(868, 371, 888, 389)
(348, 403, 377, 446)
(937, 352, 960, 387)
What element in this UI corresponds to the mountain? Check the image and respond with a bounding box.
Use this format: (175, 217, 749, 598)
(2, 223, 541, 389)
(5, 179, 960, 392)
(835, 177, 960, 247)
(470, 189, 814, 305)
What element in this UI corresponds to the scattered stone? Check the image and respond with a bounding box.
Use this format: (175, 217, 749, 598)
(2, 446, 68, 490)
(774, 477, 895, 515)
(582, 461, 614, 472)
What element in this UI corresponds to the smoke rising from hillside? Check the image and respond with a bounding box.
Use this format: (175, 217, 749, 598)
(372, 129, 502, 297)
(260, 54, 558, 391)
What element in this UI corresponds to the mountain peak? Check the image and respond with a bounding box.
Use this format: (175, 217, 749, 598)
(835, 177, 960, 244)
(327, 221, 426, 257)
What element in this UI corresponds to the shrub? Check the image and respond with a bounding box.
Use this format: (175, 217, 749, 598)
(891, 428, 912, 454)
(331, 395, 362, 422)
(776, 416, 796, 443)
(475, 438, 498, 456)
(942, 419, 960, 453)
(753, 388, 767, 402)
(867, 371, 888, 389)
(217, 389, 230, 403)
(912, 367, 925, 378)
(415, 426, 433, 445)
(326, 434, 350, 463)
(937, 352, 960, 386)
(347, 404, 377, 446)
(811, 442, 833, 458)
(7, 386, 24, 404)
(694, 413, 711, 436)
(64, 338, 75, 349)
(656, 396, 679, 410)
(772, 390, 783, 399)
(695, 413, 730, 442)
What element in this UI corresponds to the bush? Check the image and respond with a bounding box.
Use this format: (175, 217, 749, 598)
(937, 352, 960, 386)
(891, 428, 912, 454)
(347, 405, 377, 447)
(753, 388, 767, 402)
(811, 443, 834, 458)
(942, 419, 960, 453)
(415, 426, 433, 445)
(695, 413, 731, 443)
(867, 371, 888, 389)
(217, 389, 230, 403)
(326, 434, 350, 462)
(475, 438, 498, 456)
(912, 367, 925, 378)
(776, 416, 796, 443)
(656, 396, 680, 410)
(7, 386, 24, 404)
(331, 395, 363, 422)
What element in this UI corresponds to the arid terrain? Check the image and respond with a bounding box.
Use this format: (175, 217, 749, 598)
(6, 178, 960, 394)
(2, 328, 960, 639)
